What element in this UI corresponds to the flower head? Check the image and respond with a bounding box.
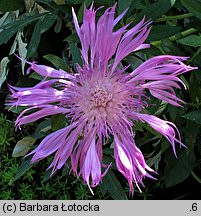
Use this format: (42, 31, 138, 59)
(7, 4, 196, 194)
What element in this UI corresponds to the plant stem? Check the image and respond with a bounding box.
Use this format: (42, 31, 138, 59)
(151, 28, 197, 47)
(156, 13, 193, 22)
(191, 171, 201, 184)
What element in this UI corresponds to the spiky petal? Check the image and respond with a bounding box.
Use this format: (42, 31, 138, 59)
(7, 4, 196, 194)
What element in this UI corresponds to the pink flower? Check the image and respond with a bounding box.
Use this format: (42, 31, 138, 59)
(7, 3, 196, 194)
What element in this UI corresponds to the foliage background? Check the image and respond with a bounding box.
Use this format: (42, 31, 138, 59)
(0, 0, 201, 200)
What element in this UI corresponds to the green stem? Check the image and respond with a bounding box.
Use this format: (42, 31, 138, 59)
(191, 171, 201, 184)
(156, 13, 193, 22)
(151, 28, 197, 47)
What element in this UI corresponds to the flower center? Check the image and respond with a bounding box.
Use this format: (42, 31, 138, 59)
(90, 85, 112, 107)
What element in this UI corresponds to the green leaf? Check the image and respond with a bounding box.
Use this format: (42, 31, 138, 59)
(12, 136, 36, 157)
(181, 0, 201, 21)
(65, 0, 83, 4)
(164, 150, 196, 187)
(54, 17, 62, 33)
(118, 0, 132, 13)
(43, 54, 70, 71)
(26, 19, 42, 58)
(177, 35, 201, 47)
(0, 57, 10, 88)
(147, 25, 181, 41)
(124, 55, 143, 70)
(42, 169, 52, 182)
(0, 0, 24, 12)
(17, 32, 27, 74)
(184, 121, 201, 149)
(35, 0, 52, 4)
(182, 110, 201, 124)
(53, 0, 65, 5)
(13, 156, 34, 181)
(51, 114, 66, 131)
(33, 119, 51, 139)
(134, 0, 176, 23)
(0, 13, 46, 45)
(102, 170, 127, 200)
(64, 33, 79, 43)
(40, 12, 57, 34)
(70, 44, 82, 66)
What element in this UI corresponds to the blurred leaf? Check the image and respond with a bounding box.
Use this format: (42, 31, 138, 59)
(65, 0, 83, 4)
(178, 35, 201, 47)
(164, 150, 196, 187)
(0, 57, 10, 88)
(64, 33, 79, 43)
(40, 12, 57, 34)
(185, 121, 201, 149)
(181, 0, 201, 21)
(29, 72, 44, 80)
(26, 19, 42, 58)
(0, 13, 46, 45)
(33, 119, 51, 139)
(134, 0, 176, 23)
(13, 156, 34, 181)
(0, 0, 24, 12)
(0, 32, 17, 87)
(53, 0, 65, 5)
(17, 32, 27, 74)
(124, 55, 143, 70)
(77, 0, 93, 22)
(51, 114, 66, 131)
(102, 170, 127, 200)
(43, 54, 70, 71)
(70, 44, 82, 66)
(0, 12, 15, 28)
(182, 110, 201, 124)
(147, 25, 181, 41)
(12, 136, 36, 157)
(35, 0, 52, 4)
(54, 17, 62, 33)
(118, 0, 132, 13)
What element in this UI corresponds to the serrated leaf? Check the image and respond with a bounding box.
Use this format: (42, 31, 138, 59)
(0, 0, 24, 12)
(177, 35, 201, 47)
(43, 54, 70, 71)
(12, 136, 36, 157)
(102, 170, 127, 200)
(182, 110, 201, 124)
(164, 150, 196, 187)
(13, 156, 34, 181)
(181, 0, 201, 21)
